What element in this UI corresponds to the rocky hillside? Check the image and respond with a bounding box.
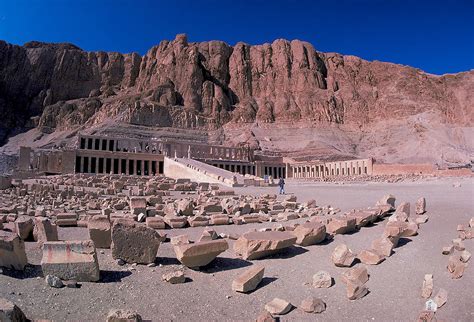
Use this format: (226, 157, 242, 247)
(0, 34, 472, 165)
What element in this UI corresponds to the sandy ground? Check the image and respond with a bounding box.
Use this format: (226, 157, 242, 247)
(1, 177, 473, 321)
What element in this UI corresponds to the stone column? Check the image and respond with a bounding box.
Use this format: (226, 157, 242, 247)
(80, 156, 84, 173)
(86, 157, 91, 173)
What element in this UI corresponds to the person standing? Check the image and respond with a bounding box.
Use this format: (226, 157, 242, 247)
(278, 177, 285, 195)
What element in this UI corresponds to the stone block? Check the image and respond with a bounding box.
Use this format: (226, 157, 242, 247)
(33, 217, 58, 245)
(292, 222, 326, 246)
(0, 231, 28, 270)
(232, 265, 265, 293)
(111, 220, 161, 264)
(145, 216, 165, 229)
(41, 240, 99, 282)
(331, 244, 356, 267)
(14, 216, 34, 240)
(88, 215, 112, 248)
(326, 216, 356, 234)
(174, 239, 228, 268)
(234, 231, 297, 260)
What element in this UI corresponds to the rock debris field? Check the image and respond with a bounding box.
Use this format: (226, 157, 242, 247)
(0, 174, 473, 321)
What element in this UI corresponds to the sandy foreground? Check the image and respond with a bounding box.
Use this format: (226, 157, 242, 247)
(1, 177, 473, 321)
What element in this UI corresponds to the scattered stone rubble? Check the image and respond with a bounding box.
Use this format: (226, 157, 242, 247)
(0, 174, 451, 320)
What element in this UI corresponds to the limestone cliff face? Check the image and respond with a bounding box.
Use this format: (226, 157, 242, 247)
(0, 34, 472, 160)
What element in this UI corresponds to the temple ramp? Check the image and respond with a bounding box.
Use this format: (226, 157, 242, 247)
(163, 157, 245, 187)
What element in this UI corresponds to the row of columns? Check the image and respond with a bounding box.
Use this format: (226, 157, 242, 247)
(79, 135, 252, 162)
(211, 162, 256, 176)
(291, 160, 371, 178)
(263, 166, 286, 179)
(75, 156, 163, 176)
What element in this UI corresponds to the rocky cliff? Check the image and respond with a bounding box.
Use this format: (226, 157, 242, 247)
(0, 34, 473, 164)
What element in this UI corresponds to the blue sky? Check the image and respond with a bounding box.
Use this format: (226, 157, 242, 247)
(0, 0, 472, 75)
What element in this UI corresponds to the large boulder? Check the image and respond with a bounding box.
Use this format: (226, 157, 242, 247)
(292, 222, 326, 246)
(174, 239, 228, 268)
(41, 240, 100, 282)
(234, 231, 297, 260)
(111, 220, 161, 264)
(0, 231, 28, 270)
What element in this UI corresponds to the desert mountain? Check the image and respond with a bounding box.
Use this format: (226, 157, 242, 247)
(0, 34, 472, 165)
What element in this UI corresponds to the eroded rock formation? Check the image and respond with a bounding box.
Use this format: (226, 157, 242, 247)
(1, 34, 473, 164)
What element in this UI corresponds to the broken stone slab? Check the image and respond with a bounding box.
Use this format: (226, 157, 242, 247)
(417, 310, 436, 322)
(162, 270, 185, 284)
(447, 255, 465, 279)
(14, 216, 34, 240)
(346, 281, 369, 300)
(395, 202, 410, 216)
(385, 220, 418, 238)
(312, 270, 332, 288)
(176, 199, 194, 216)
(232, 265, 265, 293)
(56, 212, 78, 227)
(111, 220, 161, 264)
(433, 288, 447, 308)
(291, 221, 326, 246)
(376, 194, 396, 208)
(421, 274, 433, 299)
(174, 239, 228, 268)
(0, 231, 28, 270)
(198, 229, 218, 242)
(265, 298, 292, 315)
(415, 214, 429, 225)
(340, 265, 369, 286)
(0, 297, 27, 322)
(357, 249, 385, 265)
(442, 245, 454, 255)
(209, 213, 230, 225)
(299, 297, 326, 314)
(187, 215, 209, 227)
(331, 244, 356, 267)
(452, 238, 465, 251)
(170, 234, 190, 246)
(416, 197, 426, 214)
(129, 197, 147, 215)
(326, 216, 356, 235)
(33, 217, 58, 245)
(164, 215, 188, 228)
(106, 309, 143, 322)
(234, 231, 297, 260)
(87, 215, 112, 249)
(145, 216, 165, 229)
(41, 240, 100, 282)
(348, 210, 377, 228)
(371, 237, 395, 257)
(256, 311, 277, 322)
(460, 250, 471, 263)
